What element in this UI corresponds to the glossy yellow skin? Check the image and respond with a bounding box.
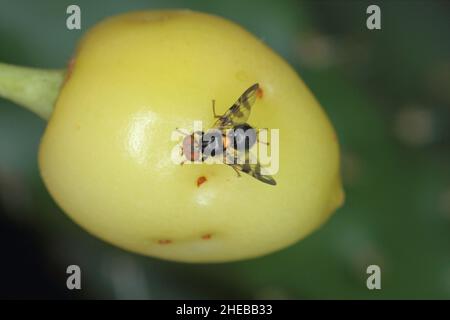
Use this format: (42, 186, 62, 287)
(39, 10, 344, 262)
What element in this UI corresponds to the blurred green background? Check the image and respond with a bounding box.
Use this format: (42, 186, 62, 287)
(1, 0, 450, 299)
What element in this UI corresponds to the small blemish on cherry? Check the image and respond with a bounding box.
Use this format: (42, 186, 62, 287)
(158, 239, 172, 245)
(202, 234, 212, 240)
(64, 57, 76, 84)
(332, 132, 338, 141)
(197, 176, 207, 187)
(256, 87, 264, 99)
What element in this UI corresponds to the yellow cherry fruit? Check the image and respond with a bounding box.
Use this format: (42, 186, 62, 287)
(38, 10, 344, 262)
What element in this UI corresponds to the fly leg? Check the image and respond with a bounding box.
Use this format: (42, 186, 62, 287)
(212, 100, 221, 119)
(176, 127, 190, 136)
(256, 128, 270, 146)
(230, 165, 242, 177)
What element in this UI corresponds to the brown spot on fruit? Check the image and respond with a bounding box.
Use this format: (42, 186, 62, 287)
(158, 239, 172, 245)
(202, 234, 212, 240)
(256, 86, 264, 99)
(64, 57, 76, 85)
(197, 176, 207, 187)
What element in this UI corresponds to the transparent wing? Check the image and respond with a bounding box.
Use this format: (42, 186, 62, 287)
(225, 150, 276, 186)
(213, 83, 259, 129)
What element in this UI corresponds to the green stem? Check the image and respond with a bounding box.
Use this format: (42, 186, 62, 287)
(0, 62, 65, 120)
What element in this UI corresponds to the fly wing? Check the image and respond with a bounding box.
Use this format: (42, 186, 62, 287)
(213, 83, 259, 129)
(237, 161, 277, 186)
(225, 150, 276, 186)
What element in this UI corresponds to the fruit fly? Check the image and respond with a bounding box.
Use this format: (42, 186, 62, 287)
(180, 83, 276, 186)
